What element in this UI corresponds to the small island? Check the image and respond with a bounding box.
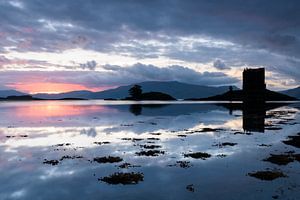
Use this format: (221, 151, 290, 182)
(122, 85, 176, 101)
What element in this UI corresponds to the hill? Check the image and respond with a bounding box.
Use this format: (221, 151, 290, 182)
(33, 81, 238, 99)
(0, 90, 27, 98)
(280, 86, 300, 99)
(33, 90, 93, 99)
(190, 89, 297, 101)
(1, 95, 41, 101)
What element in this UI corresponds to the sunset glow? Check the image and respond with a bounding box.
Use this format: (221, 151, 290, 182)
(13, 104, 116, 118)
(6, 82, 108, 94)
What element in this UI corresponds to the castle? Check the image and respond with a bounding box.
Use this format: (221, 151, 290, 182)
(243, 68, 266, 102)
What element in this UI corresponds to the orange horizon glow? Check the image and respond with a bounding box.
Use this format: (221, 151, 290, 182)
(13, 104, 117, 119)
(6, 82, 113, 94)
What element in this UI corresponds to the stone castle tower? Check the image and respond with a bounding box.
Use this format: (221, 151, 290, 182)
(243, 68, 266, 101)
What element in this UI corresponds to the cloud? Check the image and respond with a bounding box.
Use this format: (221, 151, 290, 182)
(0, 63, 238, 92)
(79, 60, 97, 70)
(0, 0, 299, 89)
(213, 59, 229, 70)
(1, 0, 299, 56)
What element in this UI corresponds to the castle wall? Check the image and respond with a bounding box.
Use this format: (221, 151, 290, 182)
(243, 68, 266, 102)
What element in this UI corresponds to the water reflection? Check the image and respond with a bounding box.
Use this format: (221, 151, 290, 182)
(0, 101, 299, 200)
(219, 102, 291, 132)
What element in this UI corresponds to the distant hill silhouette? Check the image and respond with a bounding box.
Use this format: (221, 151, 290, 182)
(2, 95, 40, 101)
(0, 90, 27, 98)
(32, 90, 93, 99)
(0, 95, 85, 101)
(32, 81, 238, 100)
(189, 89, 297, 101)
(280, 86, 300, 99)
(1, 80, 298, 101)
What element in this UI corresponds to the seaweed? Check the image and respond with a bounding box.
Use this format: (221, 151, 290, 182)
(212, 142, 237, 147)
(184, 152, 211, 160)
(140, 144, 162, 149)
(99, 172, 144, 185)
(248, 170, 287, 181)
(93, 156, 123, 163)
(282, 133, 300, 148)
(135, 150, 165, 156)
(186, 184, 195, 192)
(43, 159, 59, 165)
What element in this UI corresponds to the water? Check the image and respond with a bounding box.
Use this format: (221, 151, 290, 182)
(0, 100, 299, 200)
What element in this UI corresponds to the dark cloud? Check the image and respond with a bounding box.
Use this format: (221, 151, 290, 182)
(1, 0, 299, 54)
(102, 63, 238, 85)
(79, 60, 97, 70)
(0, 63, 238, 91)
(0, 0, 299, 87)
(213, 59, 229, 70)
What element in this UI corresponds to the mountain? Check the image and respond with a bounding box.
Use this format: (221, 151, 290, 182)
(192, 89, 297, 101)
(33, 90, 94, 99)
(280, 86, 300, 99)
(33, 81, 238, 99)
(0, 90, 27, 98)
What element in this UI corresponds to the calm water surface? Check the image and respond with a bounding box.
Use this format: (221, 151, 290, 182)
(0, 100, 299, 200)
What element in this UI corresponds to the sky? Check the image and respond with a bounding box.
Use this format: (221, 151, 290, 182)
(0, 0, 299, 94)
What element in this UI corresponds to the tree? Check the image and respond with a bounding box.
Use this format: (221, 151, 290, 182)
(129, 85, 142, 99)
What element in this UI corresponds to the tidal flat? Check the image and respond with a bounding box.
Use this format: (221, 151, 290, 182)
(0, 100, 299, 200)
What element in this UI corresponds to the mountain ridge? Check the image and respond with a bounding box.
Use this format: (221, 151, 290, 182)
(32, 81, 239, 99)
(1, 82, 299, 100)
(0, 90, 27, 98)
(280, 86, 300, 99)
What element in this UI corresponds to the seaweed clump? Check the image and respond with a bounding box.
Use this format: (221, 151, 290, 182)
(168, 161, 192, 169)
(60, 155, 83, 161)
(184, 152, 211, 160)
(118, 163, 141, 169)
(140, 144, 161, 149)
(264, 153, 300, 165)
(135, 150, 165, 156)
(212, 142, 237, 147)
(93, 156, 123, 163)
(43, 159, 59, 165)
(248, 170, 287, 181)
(186, 184, 195, 192)
(282, 133, 300, 148)
(99, 172, 144, 185)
